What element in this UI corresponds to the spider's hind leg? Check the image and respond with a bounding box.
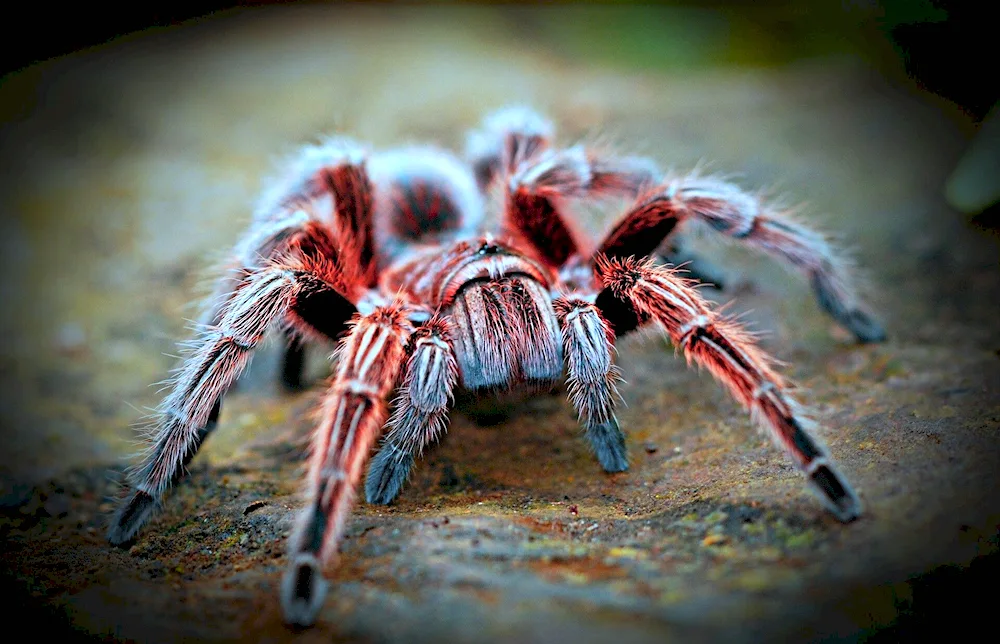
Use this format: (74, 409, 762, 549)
(465, 105, 555, 191)
(280, 335, 308, 391)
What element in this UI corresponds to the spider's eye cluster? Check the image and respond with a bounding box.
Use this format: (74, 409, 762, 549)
(477, 241, 501, 255)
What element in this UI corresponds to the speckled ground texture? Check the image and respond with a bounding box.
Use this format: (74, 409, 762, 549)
(2, 8, 998, 644)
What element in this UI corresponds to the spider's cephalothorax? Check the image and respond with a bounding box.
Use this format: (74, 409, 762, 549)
(108, 107, 886, 626)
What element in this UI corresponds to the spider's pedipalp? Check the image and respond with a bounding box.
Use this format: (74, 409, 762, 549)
(554, 296, 628, 472)
(282, 304, 410, 626)
(596, 256, 861, 521)
(366, 316, 458, 505)
(595, 176, 885, 343)
(449, 276, 564, 391)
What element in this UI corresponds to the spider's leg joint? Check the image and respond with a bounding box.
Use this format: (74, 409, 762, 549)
(677, 314, 711, 345)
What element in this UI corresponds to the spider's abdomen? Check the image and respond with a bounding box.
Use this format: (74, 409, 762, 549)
(448, 276, 563, 392)
(370, 147, 483, 264)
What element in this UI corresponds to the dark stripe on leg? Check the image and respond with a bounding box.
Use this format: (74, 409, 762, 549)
(812, 272, 886, 343)
(281, 337, 307, 391)
(810, 464, 860, 522)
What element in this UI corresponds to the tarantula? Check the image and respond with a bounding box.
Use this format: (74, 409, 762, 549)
(109, 107, 885, 626)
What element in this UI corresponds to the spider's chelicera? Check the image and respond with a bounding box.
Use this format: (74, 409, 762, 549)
(109, 107, 886, 626)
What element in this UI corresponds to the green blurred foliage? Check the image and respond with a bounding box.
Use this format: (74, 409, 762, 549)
(504, 1, 949, 71)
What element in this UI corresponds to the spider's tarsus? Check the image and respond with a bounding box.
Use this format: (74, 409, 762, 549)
(811, 272, 887, 343)
(365, 450, 414, 505)
(589, 416, 630, 473)
(281, 554, 328, 627)
(842, 310, 887, 344)
(107, 490, 157, 546)
(810, 464, 863, 522)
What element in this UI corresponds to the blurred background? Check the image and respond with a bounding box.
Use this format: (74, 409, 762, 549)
(3, 1, 998, 216)
(4, 1, 997, 117)
(1, 2, 997, 642)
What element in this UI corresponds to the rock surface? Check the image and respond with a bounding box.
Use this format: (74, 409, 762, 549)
(1, 7, 998, 643)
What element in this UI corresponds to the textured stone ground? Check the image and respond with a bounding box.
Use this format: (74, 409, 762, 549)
(1, 8, 998, 643)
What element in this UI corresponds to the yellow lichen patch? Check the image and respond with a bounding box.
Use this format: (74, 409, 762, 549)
(527, 555, 633, 586)
(733, 567, 796, 592)
(607, 547, 647, 560)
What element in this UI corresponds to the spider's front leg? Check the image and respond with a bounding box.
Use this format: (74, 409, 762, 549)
(596, 256, 861, 521)
(282, 305, 411, 626)
(365, 317, 458, 505)
(108, 257, 358, 544)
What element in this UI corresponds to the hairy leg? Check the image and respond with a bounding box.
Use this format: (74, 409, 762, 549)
(597, 256, 862, 521)
(553, 296, 627, 472)
(465, 105, 555, 191)
(596, 176, 884, 343)
(200, 138, 377, 389)
(366, 317, 458, 505)
(504, 146, 594, 267)
(467, 106, 591, 268)
(109, 260, 356, 545)
(282, 305, 410, 626)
